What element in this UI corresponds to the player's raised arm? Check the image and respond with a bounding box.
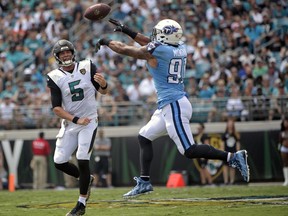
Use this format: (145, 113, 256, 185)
(109, 18, 150, 46)
(96, 39, 152, 60)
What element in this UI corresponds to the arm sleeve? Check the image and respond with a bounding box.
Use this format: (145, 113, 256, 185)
(47, 75, 62, 108)
(90, 61, 101, 91)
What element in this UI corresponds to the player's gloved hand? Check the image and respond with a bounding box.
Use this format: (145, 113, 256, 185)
(109, 18, 126, 32)
(95, 38, 112, 52)
(109, 18, 138, 39)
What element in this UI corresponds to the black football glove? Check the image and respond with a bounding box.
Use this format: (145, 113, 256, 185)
(95, 38, 112, 52)
(109, 18, 126, 32)
(109, 18, 137, 39)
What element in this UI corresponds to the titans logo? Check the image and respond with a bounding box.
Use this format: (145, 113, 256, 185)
(163, 25, 179, 35)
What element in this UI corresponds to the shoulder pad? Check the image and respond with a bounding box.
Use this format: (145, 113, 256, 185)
(47, 69, 65, 83)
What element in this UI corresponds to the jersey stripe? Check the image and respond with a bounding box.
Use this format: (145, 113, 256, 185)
(171, 101, 190, 150)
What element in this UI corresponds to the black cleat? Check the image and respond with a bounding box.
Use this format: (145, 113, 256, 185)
(66, 201, 86, 216)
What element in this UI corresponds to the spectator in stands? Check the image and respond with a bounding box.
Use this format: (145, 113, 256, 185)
(0, 52, 13, 73)
(209, 62, 232, 86)
(208, 79, 228, 122)
(97, 89, 117, 126)
(92, 128, 112, 188)
(261, 75, 273, 96)
(126, 77, 141, 102)
(252, 57, 268, 83)
(242, 78, 254, 96)
(0, 81, 16, 100)
(138, 74, 156, 100)
(280, 33, 288, 60)
(231, 0, 246, 16)
(279, 116, 288, 186)
(0, 95, 16, 129)
(280, 52, 288, 73)
(251, 86, 270, 121)
(72, 0, 84, 23)
(239, 47, 255, 66)
(238, 60, 253, 80)
(30, 132, 51, 189)
(45, 9, 65, 43)
(206, 0, 222, 22)
(227, 52, 242, 71)
(24, 29, 44, 54)
(33, 3, 51, 30)
(269, 82, 288, 120)
(267, 58, 280, 87)
(193, 40, 211, 79)
(244, 19, 263, 51)
(194, 123, 213, 185)
(221, 118, 241, 185)
(14, 82, 29, 105)
(185, 76, 199, 98)
(225, 84, 248, 121)
(198, 83, 214, 99)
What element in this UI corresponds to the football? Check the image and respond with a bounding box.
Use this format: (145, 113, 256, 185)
(83, 3, 111, 21)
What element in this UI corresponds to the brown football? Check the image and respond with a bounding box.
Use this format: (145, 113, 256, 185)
(83, 3, 111, 21)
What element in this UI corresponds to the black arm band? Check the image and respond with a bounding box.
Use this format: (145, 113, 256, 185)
(122, 27, 138, 39)
(101, 83, 108, 90)
(72, 116, 79, 124)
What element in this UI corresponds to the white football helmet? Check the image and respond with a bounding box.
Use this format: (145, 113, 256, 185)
(150, 19, 183, 45)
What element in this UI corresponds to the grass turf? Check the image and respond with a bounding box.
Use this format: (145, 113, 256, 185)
(1, 184, 287, 216)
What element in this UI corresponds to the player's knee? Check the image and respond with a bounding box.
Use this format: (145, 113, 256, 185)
(138, 134, 152, 147)
(54, 162, 67, 171)
(78, 159, 89, 169)
(184, 145, 197, 159)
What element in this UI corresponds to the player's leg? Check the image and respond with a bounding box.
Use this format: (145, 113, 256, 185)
(166, 96, 250, 182)
(123, 109, 167, 198)
(54, 128, 79, 178)
(138, 109, 167, 178)
(77, 122, 97, 198)
(66, 122, 97, 216)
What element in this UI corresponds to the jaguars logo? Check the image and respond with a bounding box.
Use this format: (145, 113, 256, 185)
(194, 133, 224, 180)
(80, 69, 86, 75)
(163, 25, 179, 35)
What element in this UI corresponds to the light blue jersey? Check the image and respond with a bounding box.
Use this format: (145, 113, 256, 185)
(146, 41, 187, 109)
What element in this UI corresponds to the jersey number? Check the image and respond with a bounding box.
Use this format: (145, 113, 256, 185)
(69, 80, 84, 101)
(168, 58, 186, 84)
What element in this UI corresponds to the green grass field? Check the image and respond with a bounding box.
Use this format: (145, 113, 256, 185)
(1, 184, 288, 216)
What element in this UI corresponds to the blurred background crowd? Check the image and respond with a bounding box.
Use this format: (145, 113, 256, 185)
(0, 0, 288, 130)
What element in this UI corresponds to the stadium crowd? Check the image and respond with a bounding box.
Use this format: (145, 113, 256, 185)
(0, 0, 288, 130)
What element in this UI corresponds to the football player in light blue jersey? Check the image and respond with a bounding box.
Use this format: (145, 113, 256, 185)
(145, 38, 187, 109)
(96, 19, 250, 198)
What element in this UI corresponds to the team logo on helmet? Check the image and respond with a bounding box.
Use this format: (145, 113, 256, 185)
(163, 25, 179, 35)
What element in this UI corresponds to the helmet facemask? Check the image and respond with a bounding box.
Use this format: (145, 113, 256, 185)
(52, 40, 76, 67)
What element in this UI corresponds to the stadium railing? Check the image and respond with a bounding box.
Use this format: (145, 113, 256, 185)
(0, 96, 287, 130)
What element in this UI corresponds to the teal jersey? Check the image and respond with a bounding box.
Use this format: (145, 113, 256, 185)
(146, 41, 187, 109)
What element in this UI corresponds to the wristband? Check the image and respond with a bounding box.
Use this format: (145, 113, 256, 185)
(72, 116, 79, 124)
(101, 83, 108, 89)
(122, 27, 138, 39)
